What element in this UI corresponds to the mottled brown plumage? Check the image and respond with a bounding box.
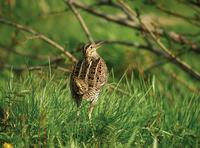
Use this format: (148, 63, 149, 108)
(70, 42, 108, 119)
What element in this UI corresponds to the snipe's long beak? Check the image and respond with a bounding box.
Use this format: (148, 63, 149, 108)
(95, 41, 104, 49)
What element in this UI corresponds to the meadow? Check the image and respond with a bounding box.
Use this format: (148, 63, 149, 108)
(0, 71, 199, 147)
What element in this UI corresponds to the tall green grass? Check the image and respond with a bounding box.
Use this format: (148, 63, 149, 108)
(0, 71, 199, 147)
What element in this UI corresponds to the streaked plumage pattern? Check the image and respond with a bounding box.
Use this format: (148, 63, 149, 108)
(70, 42, 108, 119)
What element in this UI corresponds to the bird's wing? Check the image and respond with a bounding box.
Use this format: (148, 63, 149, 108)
(95, 58, 108, 89)
(74, 77, 88, 95)
(70, 59, 89, 96)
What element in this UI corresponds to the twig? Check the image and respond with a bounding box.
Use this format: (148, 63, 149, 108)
(3, 65, 71, 74)
(66, 0, 94, 43)
(180, 0, 200, 13)
(116, 1, 200, 80)
(0, 18, 77, 62)
(143, 50, 188, 73)
(72, 1, 200, 54)
(145, 25, 200, 80)
(162, 68, 199, 93)
(40, 8, 68, 17)
(157, 5, 200, 26)
(117, 0, 138, 22)
(168, 31, 200, 54)
(0, 43, 58, 60)
(144, 60, 167, 73)
(104, 40, 195, 75)
(188, 1, 200, 7)
(1, 58, 71, 73)
(104, 40, 147, 48)
(73, 1, 139, 30)
(91, 1, 137, 21)
(108, 84, 131, 96)
(104, 39, 193, 65)
(103, 40, 166, 57)
(57, 66, 71, 73)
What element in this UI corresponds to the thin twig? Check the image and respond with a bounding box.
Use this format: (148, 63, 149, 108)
(104, 40, 192, 74)
(168, 31, 200, 54)
(143, 50, 188, 73)
(73, 1, 139, 30)
(146, 26, 200, 80)
(0, 43, 59, 60)
(108, 84, 131, 96)
(0, 18, 77, 62)
(188, 1, 200, 7)
(178, 0, 200, 13)
(117, 0, 138, 22)
(1, 56, 70, 74)
(72, 1, 200, 53)
(66, 0, 94, 43)
(162, 68, 199, 93)
(116, 1, 200, 80)
(2, 65, 71, 73)
(157, 5, 200, 26)
(103, 40, 165, 56)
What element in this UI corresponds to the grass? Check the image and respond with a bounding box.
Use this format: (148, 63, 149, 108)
(0, 71, 199, 147)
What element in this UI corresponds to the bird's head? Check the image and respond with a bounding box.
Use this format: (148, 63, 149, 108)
(82, 41, 104, 58)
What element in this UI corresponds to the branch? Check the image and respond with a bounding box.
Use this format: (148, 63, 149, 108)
(108, 1, 200, 80)
(66, 0, 94, 43)
(189, 0, 200, 7)
(146, 27, 200, 80)
(157, 5, 200, 26)
(162, 68, 199, 93)
(0, 18, 77, 62)
(0, 43, 58, 60)
(168, 32, 200, 54)
(1, 58, 70, 74)
(144, 51, 188, 73)
(73, 1, 139, 30)
(103, 40, 167, 57)
(117, 0, 138, 22)
(2, 65, 71, 73)
(108, 84, 131, 96)
(72, 1, 200, 54)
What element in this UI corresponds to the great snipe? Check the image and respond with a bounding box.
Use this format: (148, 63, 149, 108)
(70, 41, 108, 119)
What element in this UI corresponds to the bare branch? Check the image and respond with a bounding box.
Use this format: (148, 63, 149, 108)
(66, 0, 94, 43)
(0, 18, 77, 62)
(117, 0, 138, 22)
(145, 26, 200, 80)
(108, 84, 131, 96)
(103, 40, 166, 57)
(168, 32, 200, 54)
(0, 43, 59, 60)
(110, 1, 200, 80)
(188, 0, 200, 7)
(157, 5, 200, 26)
(73, 1, 139, 29)
(2, 65, 71, 73)
(1, 57, 70, 74)
(72, 1, 200, 54)
(162, 68, 199, 93)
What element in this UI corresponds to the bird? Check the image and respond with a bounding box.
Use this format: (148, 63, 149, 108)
(70, 41, 108, 120)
